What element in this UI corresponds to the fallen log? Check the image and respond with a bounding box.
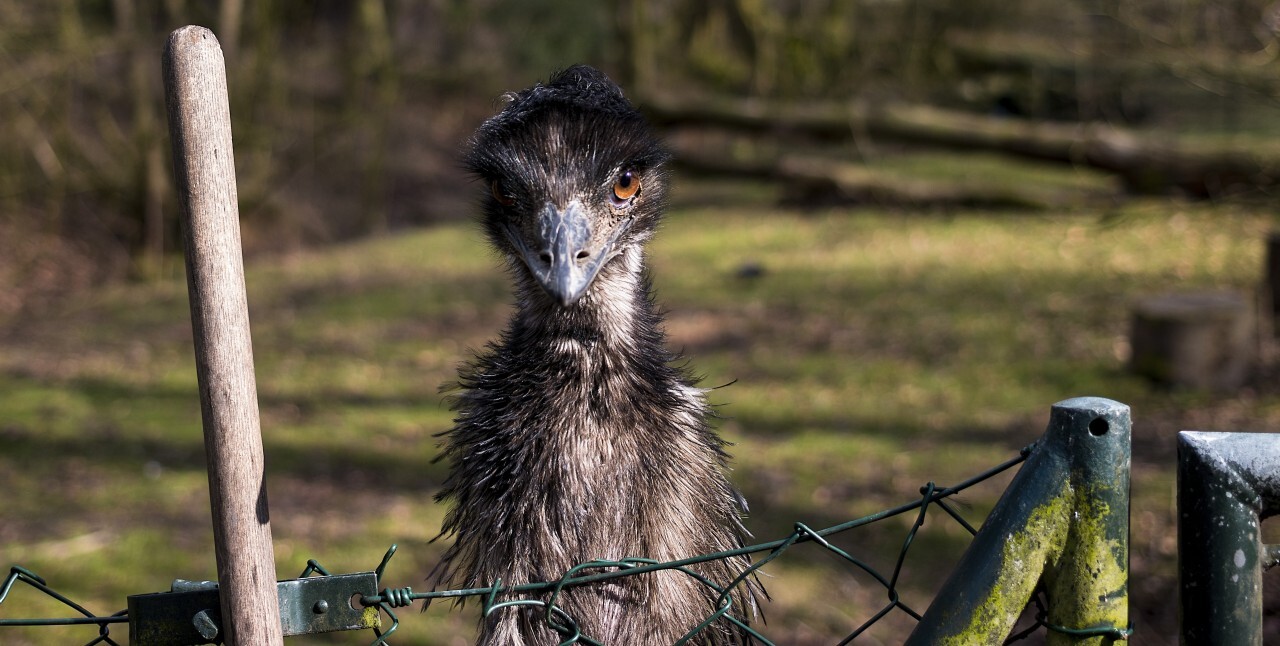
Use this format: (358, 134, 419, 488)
(642, 92, 1275, 197)
(669, 142, 1056, 209)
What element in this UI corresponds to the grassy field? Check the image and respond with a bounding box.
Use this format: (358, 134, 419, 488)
(1, 192, 1278, 644)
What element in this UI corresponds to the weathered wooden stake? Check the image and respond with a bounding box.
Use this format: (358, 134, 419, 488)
(163, 26, 283, 646)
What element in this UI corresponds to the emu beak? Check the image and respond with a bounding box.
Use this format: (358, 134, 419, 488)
(506, 201, 630, 307)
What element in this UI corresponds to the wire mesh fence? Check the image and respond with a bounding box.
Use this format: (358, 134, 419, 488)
(2, 395, 1142, 645)
(0, 444, 1105, 646)
(0, 565, 128, 645)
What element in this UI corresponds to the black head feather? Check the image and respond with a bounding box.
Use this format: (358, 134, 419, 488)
(465, 65, 669, 183)
(463, 65, 672, 309)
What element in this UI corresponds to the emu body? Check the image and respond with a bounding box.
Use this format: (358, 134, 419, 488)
(434, 66, 760, 644)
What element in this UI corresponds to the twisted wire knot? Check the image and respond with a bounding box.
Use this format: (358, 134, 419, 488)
(378, 586, 415, 608)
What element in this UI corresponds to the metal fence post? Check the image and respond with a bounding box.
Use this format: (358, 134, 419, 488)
(906, 397, 1130, 645)
(163, 25, 283, 646)
(1177, 431, 1280, 646)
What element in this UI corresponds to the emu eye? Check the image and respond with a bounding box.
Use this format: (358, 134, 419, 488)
(611, 171, 640, 205)
(491, 180, 515, 206)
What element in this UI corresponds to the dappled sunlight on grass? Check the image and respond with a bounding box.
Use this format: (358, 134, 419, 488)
(1, 200, 1278, 642)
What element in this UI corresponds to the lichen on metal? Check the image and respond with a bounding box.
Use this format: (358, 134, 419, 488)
(939, 487, 1072, 645)
(907, 397, 1130, 645)
(1044, 490, 1129, 644)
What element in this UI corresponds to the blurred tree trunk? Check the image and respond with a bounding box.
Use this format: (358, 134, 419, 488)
(41, 0, 86, 232)
(349, 0, 397, 235)
(114, 0, 168, 274)
(234, 2, 288, 240)
(219, 0, 243, 67)
(733, 0, 779, 95)
(615, 0, 655, 92)
(902, 0, 937, 96)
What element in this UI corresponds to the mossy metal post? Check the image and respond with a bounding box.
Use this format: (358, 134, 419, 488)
(906, 397, 1130, 645)
(1177, 431, 1280, 645)
(163, 25, 283, 645)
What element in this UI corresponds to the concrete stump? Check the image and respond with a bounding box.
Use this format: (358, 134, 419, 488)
(1129, 291, 1254, 391)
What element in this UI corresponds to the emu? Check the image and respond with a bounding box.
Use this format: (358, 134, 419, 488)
(433, 65, 762, 645)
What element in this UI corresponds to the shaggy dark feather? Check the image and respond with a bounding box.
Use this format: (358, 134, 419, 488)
(434, 65, 763, 645)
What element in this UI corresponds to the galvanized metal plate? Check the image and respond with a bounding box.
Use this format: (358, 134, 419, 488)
(277, 573, 381, 636)
(128, 573, 380, 645)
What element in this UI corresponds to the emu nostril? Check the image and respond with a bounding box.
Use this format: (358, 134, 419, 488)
(539, 251, 552, 264)
(575, 250, 590, 261)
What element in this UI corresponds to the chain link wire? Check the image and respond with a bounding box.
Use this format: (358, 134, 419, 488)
(0, 446, 1129, 644)
(0, 565, 128, 645)
(355, 448, 1040, 645)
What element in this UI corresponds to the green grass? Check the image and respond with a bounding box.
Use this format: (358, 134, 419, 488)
(866, 150, 1120, 198)
(1, 197, 1277, 643)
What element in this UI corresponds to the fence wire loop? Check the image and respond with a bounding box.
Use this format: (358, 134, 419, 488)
(1045, 619, 1134, 640)
(1003, 587, 1132, 642)
(1006, 589, 1133, 644)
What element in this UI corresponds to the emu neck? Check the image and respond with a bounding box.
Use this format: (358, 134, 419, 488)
(512, 247, 651, 363)
(489, 246, 697, 477)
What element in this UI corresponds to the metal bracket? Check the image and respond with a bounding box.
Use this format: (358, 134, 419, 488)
(127, 572, 380, 645)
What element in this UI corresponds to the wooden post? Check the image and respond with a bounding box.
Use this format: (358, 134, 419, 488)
(163, 26, 283, 645)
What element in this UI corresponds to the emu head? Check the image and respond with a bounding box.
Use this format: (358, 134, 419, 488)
(465, 65, 671, 308)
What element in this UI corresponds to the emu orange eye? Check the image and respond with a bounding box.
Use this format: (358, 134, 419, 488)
(491, 180, 515, 206)
(612, 171, 640, 203)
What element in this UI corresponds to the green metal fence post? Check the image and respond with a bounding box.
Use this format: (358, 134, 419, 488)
(1177, 431, 1280, 646)
(905, 397, 1130, 645)
(1042, 399, 1131, 645)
